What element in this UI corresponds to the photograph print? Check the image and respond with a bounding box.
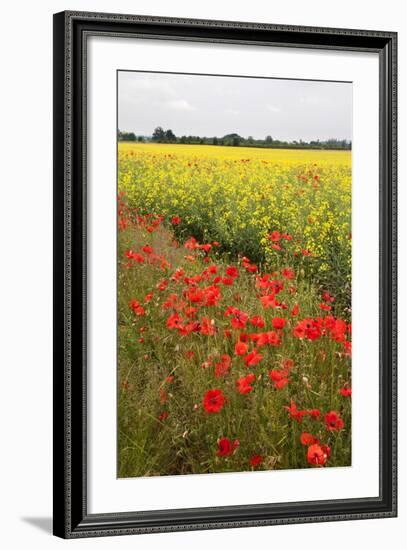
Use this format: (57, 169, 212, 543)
(117, 70, 352, 478)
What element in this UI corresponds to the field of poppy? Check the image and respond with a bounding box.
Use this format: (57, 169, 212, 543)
(117, 143, 352, 477)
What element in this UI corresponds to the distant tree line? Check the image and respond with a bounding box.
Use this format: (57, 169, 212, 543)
(118, 128, 351, 150)
(118, 131, 145, 142)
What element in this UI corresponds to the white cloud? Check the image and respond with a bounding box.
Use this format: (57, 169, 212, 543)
(166, 99, 196, 111)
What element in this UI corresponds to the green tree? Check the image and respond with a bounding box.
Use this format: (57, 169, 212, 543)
(152, 126, 165, 142)
(165, 129, 177, 143)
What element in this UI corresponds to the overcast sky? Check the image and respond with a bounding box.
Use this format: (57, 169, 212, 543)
(118, 71, 352, 142)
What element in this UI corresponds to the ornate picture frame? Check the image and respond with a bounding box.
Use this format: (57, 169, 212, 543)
(53, 11, 397, 538)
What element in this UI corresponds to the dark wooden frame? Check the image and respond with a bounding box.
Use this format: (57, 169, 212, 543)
(53, 10, 397, 538)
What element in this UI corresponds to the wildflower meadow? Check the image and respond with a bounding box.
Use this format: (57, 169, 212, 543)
(117, 142, 352, 477)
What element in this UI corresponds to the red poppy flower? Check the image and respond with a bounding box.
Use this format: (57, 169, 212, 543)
(171, 268, 185, 282)
(281, 268, 295, 280)
(272, 317, 286, 330)
(118, 217, 128, 230)
(203, 285, 221, 307)
(184, 306, 198, 318)
(319, 303, 332, 311)
(231, 310, 249, 329)
(322, 315, 335, 329)
(236, 373, 256, 394)
(284, 400, 306, 423)
(339, 387, 352, 397)
(307, 444, 327, 466)
(144, 292, 154, 303)
(325, 411, 345, 431)
(268, 369, 289, 389)
(129, 299, 146, 316)
(235, 341, 249, 356)
(170, 216, 181, 225)
(244, 349, 263, 367)
(141, 245, 153, 254)
(255, 274, 271, 290)
(320, 444, 331, 460)
(269, 369, 284, 382)
(300, 433, 317, 446)
(132, 253, 145, 263)
(281, 233, 293, 241)
(274, 378, 290, 389)
(203, 389, 226, 413)
(330, 319, 347, 342)
(261, 294, 277, 309)
(341, 340, 351, 356)
(268, 230, 280, 242)
(226, 266, 239, 278)
(125, 249, 145, 263)
(322, 291, 335, 303)
(249, 455, 263, 467)
(216, 437, 239, 457)
(199, 243, 212, 254)
(291, 303, 299, 316)
(185, 287, 205, 304)
(200, 317, 216, 336)
(167, 312, 183, 329)
(162, 293, 179, 309)
(293, 319, 321, 340)
(266, 331, 281, 346)
(250, 315, 265, 328)
(184, 237, 198, 250)
(157, 280, 169, 292)
(216, 437, 232, 457)
(215, 354, 232, 378)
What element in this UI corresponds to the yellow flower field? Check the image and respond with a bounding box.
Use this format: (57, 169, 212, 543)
(119, 142, 351, 165)
(118, 143, 352, 312)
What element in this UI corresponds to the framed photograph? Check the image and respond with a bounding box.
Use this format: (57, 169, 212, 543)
(53, 11, 397, 538)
